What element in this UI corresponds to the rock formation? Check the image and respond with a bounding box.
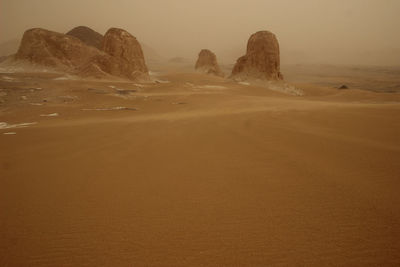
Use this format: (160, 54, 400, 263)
(100, 28, 149, 80)
(15, 28, 101, 70)
(195, 49, 224, 77)
(66, 26, 103, 50)
(231, 31, 283, 80)
(168, 57, 187, 63)
(0, 38, 20, 57)
(141, 43, 163, 63)
(14, 27, 149, 80)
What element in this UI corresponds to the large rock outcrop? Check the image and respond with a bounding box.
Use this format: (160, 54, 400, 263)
(100, 28, 149, 80)
(231, 31, 283, 80)
(66, 26, 103, 50)
(15, 28, 101, 70)
(14, 27, 149, 80)
(195, 49, 224, 77)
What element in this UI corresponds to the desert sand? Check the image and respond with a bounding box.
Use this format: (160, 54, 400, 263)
(0, 63, 400, 266)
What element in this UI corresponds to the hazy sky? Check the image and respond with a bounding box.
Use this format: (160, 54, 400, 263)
(1, 0, 400, 65)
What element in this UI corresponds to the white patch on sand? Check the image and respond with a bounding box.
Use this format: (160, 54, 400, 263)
(155, 80, 171, 84)
(112, 89, 138, 99)
(3, 132, 16, 135)
(40, 113, 59, 117)
(53, 75, 76, 81)
(21, 96, 28, 100)
(133, 84, 145, 88)
(267, 82, 304, 96)
(1, 76, 15, 81)
(30, 103, 43, 106)
(239, 82, 251, 86)
(0, 68, 14, 73)
(0, 122, 37, 129)
(109, 85, 116, 89)
(112, 94, 129, 99)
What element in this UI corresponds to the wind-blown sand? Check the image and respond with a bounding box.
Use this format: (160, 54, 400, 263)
(1, 67, 400, 266)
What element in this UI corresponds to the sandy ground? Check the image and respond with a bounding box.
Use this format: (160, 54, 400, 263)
(1, 66, 400, 266)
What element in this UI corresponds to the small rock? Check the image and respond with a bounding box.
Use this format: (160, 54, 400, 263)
(195, 49, 224, 77)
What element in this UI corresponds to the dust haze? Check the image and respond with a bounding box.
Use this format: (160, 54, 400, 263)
(1, 0, 400, 65)
(1, 1, 400, 266)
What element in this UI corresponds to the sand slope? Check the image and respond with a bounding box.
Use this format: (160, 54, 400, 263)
(1, 69, 400, 266)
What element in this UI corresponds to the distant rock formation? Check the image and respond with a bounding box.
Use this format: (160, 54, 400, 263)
(141, 43, 163, 63)
(195, 49, 224, 77)
(231, 31, 283, 80)
(0, 38, 20, 57)
(14, 27, 149, 80)
(66, 26, 103, 50)
(168, 57, 187, 63)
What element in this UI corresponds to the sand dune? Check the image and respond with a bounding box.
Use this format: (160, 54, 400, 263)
(1, 67, 400, 266)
